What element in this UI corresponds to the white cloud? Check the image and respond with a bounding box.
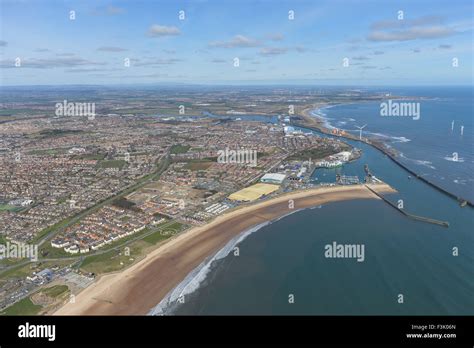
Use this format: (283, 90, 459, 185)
(133, 58, 183, 66)
(97, 46, 128, 52)
(0, 57, 106, 69)
(147, 25, 181, 37)
(371, 16, 444, 30)
(259, 47, 287, 56)
(368, 26, 455, 41)
(352, 55, 370, 61)
(209, 35, 261, 48)
(266, 33, 284, 41)
(367, 16, 456, 42)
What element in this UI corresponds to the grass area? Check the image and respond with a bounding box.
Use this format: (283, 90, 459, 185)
(0, 257, 26, 267)
(98, 159, 127, 169)
(27, 148, 68, 156)
(0, 263, 34, 281)
(141, 230, 169, 245)
(0, 296, 42, 315)
(40, 284, 69, 298)
(111, 197, 138, 210)
(142, 222, 184, 244)
(39, 242, 71, 259)
(184, 160, 213, 171)
(30, 129, 83, 140)
(0, 108, 42, 116)
(80, 243, 143, 274)
(170, 144, 190, 154)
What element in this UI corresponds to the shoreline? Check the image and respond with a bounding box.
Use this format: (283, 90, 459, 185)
(54, 184, 395, 315)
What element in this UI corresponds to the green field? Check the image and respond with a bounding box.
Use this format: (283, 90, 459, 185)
(183, 160, 213, 171)
(39, 242, 71, 259)
(170, 144, 190, 154)
(0, 257, 26, 267)
(0, 263, 34, 281)
(28, 148, 68, 156)
(80, 243, 143, 274)
(0, 108, 42, 116)
(0, 297, 42, 315)
(0, 204, 22, 212)
(29, 129, 84, 140)
(41, 284, 69, 298)
(142, 222, 184, 244)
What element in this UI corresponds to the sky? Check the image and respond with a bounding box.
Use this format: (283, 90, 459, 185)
(0, 0, 473, 86)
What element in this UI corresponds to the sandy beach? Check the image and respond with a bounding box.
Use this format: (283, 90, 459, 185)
(54, 184, 395, 315)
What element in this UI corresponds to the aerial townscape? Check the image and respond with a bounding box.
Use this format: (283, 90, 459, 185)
(0, 86, 382, 313)
(0, 4, 472, 344)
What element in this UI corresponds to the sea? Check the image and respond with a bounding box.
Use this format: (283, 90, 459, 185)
(151, 86, 473, 315)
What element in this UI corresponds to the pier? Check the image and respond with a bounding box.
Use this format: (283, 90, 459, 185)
(365, 185, 450, 228)
(295, 122, 473, 208)
(378, 148, 473, 208)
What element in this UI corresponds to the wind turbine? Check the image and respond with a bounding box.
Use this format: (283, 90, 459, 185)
(355, 124, 367, 140)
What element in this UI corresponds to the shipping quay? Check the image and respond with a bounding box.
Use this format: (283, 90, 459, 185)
(295, 121, 473, 209)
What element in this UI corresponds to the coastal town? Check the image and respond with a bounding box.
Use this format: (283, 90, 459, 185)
(0, 84, 417, 316)
(1, 0, 472, 344)
(0, 86, 383, 314)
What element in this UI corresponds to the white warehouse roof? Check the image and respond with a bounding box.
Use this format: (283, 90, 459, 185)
(261, 173, 286, 184)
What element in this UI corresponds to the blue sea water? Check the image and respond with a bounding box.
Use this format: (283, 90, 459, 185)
(156, 87, 473, 316)
(314, 86, 473, 202)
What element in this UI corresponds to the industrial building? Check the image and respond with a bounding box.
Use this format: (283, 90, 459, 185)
(260, 173, 286, 185)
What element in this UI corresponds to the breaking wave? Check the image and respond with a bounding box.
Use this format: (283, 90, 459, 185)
(444, 156, 465, 163)
(399, 153, 436, 169)
(148, 209, 305, 316)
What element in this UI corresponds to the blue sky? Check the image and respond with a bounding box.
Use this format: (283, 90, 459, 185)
(0, 0, 472, 85)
